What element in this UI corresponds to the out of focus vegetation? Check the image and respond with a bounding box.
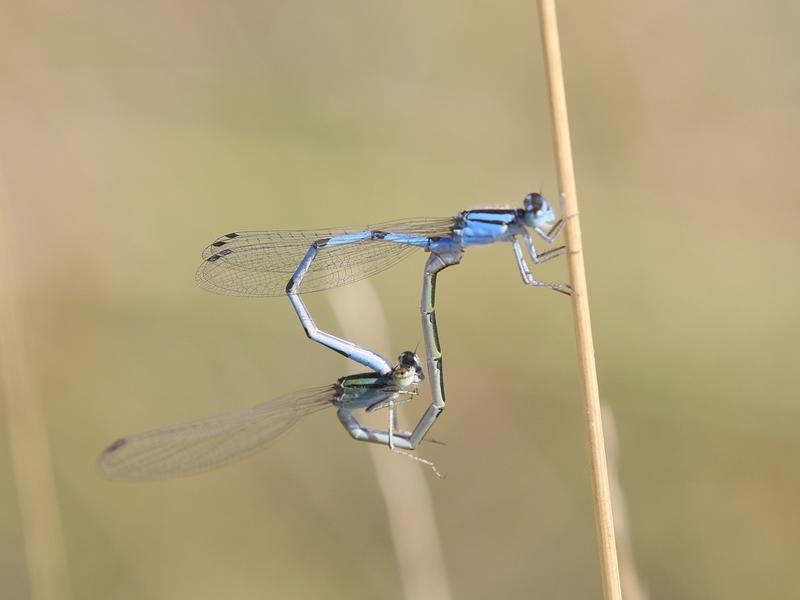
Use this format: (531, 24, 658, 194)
(1, 2, 798, 598)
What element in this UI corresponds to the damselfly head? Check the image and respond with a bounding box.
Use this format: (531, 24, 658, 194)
(393, 351, 424, 387)
(523, 192, 556, 228)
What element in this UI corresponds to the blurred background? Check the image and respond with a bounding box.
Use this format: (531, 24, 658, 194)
(1, 1, 799, 598)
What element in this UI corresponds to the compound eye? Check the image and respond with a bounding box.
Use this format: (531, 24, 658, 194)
(525, 193, 544, 213)
(398, 351, 417, 367)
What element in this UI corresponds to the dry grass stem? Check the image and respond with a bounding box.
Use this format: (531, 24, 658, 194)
(329, 282, 452, 600)
(537, 1, 623, 598)
(0, 171, 73, 600)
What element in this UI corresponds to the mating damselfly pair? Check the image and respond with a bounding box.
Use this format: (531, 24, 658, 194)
(99, 192, 570, 479)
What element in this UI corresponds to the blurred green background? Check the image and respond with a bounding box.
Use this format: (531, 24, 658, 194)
(1, 1, 799, 599)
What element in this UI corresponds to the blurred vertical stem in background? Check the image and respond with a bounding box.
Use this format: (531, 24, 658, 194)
(537, 1, 623, 598)
(603, 405, 648, 600)
(0, 171, 72, 600)
(329, 282, 452, 600)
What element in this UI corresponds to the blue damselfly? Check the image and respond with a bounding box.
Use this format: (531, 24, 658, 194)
(196, 193, 570, 450)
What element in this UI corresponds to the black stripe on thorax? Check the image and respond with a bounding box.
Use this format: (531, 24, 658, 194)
(469, 217, 510, 225)
(467, 208, 516, 214)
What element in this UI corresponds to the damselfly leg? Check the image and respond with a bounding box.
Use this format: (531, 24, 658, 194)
(513, 236, 572, 295)
(388, 398, 444, 478)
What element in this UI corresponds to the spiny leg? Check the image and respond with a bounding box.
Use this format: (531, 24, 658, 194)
(513, 237, 572, 295)
(522, 228, 566, 265)
(336, 402, 444, 476)
(535, 191, 569, 243)
(522, 192, 569, 268)
(336, 390, 416, 446)
(286, 242, 393, 375)
(337, 405, 414, 449)
(387, 398, 444, 478)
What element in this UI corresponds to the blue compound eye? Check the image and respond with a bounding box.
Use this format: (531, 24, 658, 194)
(524, 193, 544, 213)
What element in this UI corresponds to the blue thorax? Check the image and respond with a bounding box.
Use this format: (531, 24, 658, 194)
(457, 209, 525, 246)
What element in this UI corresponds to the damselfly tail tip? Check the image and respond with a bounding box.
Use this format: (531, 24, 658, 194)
(97, 437, 129, 480)
(104, 437, 127, 454)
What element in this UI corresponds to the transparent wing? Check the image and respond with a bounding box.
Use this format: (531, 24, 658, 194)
(99, 386, 336, 480)
(195, 217, 455, 297)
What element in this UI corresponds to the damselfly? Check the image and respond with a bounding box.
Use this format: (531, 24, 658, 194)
(99, 352, 426, 479)
(196, 192, 570, 450)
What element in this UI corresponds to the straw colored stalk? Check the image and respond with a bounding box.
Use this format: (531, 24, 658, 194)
(537, 1, 623, 598)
